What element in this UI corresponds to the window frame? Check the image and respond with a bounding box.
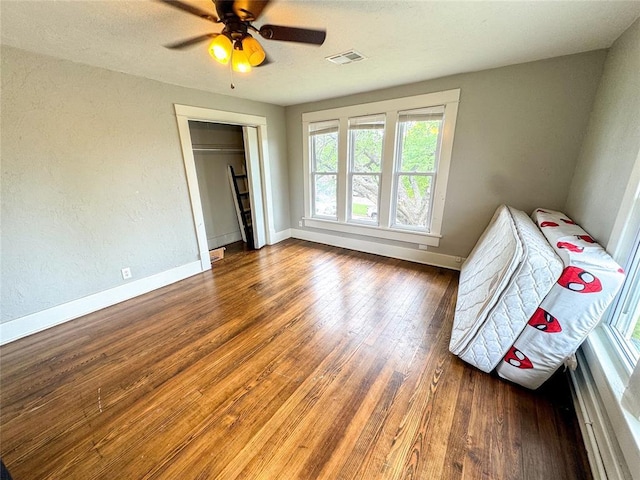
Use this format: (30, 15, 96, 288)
(578, 147, 640, 478)
(606, 227, 640, 367)
(391, 107, 445, 232)
(302, 90, 460, 247)
(603, 146, 640, 375)
(347, 114, 386, 226)
(309, 120, 340, 220)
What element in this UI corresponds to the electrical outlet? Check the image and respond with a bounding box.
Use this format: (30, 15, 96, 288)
(418, 244, 428, 250)
(299, 220, 303, 227)
(121, 267, 132, 280)
(455, 257, 462, 263)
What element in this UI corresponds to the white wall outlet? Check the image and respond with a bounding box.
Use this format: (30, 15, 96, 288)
(121, 267, 132, 280)
(455, 257, 462, 263)
(298, 220, 303, 227)
(418, 244, 428, 250)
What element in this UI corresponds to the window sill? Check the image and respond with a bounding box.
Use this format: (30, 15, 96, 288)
(580, 326, 640, 479)
(302, 217, 441, 247)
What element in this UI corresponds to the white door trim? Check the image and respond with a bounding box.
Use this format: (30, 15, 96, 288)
(243, 126, 266, 249)
(174, 104, 274, 270)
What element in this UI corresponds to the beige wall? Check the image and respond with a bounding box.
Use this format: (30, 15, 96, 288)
(565, 18, 640, 245)
(286, 51, 607, 257)
(1, 42, 624, 324)
(0, 46, 289, 322)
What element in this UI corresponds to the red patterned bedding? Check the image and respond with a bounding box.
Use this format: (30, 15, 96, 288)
(495, 208, 625, 389)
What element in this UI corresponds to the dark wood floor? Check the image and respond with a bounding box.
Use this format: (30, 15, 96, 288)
(0, 239, 591, 479)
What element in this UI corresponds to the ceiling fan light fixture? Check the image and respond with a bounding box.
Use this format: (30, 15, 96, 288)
(231, 48, 252, 73)
(208, 34, 233, 64)
(241, 36, 266, 66)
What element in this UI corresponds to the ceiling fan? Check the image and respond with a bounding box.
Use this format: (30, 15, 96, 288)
(159, 0, 327, 74)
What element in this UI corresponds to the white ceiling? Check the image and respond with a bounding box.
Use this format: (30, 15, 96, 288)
(2, 0, 639, 106)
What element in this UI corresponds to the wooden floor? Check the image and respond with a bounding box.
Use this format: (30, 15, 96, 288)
(0, 239, 592, 479)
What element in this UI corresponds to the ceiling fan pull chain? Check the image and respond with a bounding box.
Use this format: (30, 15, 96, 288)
(229, 58, 235, 89)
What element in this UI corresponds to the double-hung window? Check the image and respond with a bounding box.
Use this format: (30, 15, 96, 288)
(348, 115, 385, 224)
(576, 152, 640, 477)
(393, 107, 444, 231)
(609, 232, 640, 365)
(607, 204, 640, 368)
(309, 120, 339, 219)
(302, 90, 460, 247)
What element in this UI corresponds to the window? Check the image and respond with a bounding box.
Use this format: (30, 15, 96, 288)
(302, 90, 460, 247)
(607, 226, 640, 367)
(310, 120, 339, 219)
(348, 115, 385, 224)
(604, 162, 640, 370)
(393, 107, 444, 231)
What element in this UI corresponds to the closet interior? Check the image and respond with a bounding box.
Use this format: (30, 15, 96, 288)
(188, 121, 255, 256)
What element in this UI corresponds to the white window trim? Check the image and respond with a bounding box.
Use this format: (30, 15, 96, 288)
(347, 114, 384, 226)
(302, 90, 460, 247)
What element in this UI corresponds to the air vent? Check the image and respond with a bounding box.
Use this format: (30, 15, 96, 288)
(325, 50, 367, 65)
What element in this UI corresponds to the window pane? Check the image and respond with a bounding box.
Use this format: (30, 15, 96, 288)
(609, 230, 640, 364)
(398, 107, 443, 173)
(314, 174, 337, 218)
(349, 115, 385, 173)
(629, 305, 640, 354)
(310, 120, 339, 173)
(351, 174, 379, 223)
(394, 174, 432, 230)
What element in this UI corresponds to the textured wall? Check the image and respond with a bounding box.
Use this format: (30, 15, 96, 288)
(285, 51, 607, 257)
(565, 18, 640, 245)
(1, 46, 289, 322)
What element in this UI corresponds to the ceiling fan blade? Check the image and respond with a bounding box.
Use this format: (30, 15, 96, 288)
(164, 33, 218, 50)
(157, 0, 218, 23)
(259, 24, 326, 45)
(233, 0, 270, 21)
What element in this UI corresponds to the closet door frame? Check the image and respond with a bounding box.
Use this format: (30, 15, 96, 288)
(174, 104, 274, 271)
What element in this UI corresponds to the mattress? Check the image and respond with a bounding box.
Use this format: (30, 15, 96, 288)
(495, 208, 625, 389)
(449, 205, 563, 372)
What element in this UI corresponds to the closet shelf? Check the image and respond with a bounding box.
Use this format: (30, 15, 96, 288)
(192, 144, 245, 154)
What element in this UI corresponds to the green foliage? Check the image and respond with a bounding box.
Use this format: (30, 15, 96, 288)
(313, 132, 338, 172)
(633, 316, 640, 341)
(400, 120, 439, 172)
(312, 117, 442, 229)
(351, 203, 369, 216)
(351, 129, 383, 173)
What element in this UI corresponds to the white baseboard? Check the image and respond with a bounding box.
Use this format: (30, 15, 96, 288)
(290, 228, 463, 270)
(0, 261, 204, 346)
(269, 228, 292, 244)
(569, 360, 609, 480)
(208, 231, 242, 249)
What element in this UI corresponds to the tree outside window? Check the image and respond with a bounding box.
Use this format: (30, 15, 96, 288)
(348, 115, 384, 223)
(310, 121, 339, 219)
(393, 108, 444, 231)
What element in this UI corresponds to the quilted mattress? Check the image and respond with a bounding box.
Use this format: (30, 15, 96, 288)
(495, 208, 625, 389)
(449, 205, 563, 373)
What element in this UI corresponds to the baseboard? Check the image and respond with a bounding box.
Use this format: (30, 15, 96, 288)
(569, 348, 633, 479)
(269, 228, 292, 244)
(208, 231, 242, 249)
(569, 361, 609, 480)
(0, 261, 204, 345)
(290, 228, 463, 270)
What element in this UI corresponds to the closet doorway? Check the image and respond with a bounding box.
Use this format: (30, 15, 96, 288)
(174, 105, 274, 272)
(189, 121, 248, 250)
